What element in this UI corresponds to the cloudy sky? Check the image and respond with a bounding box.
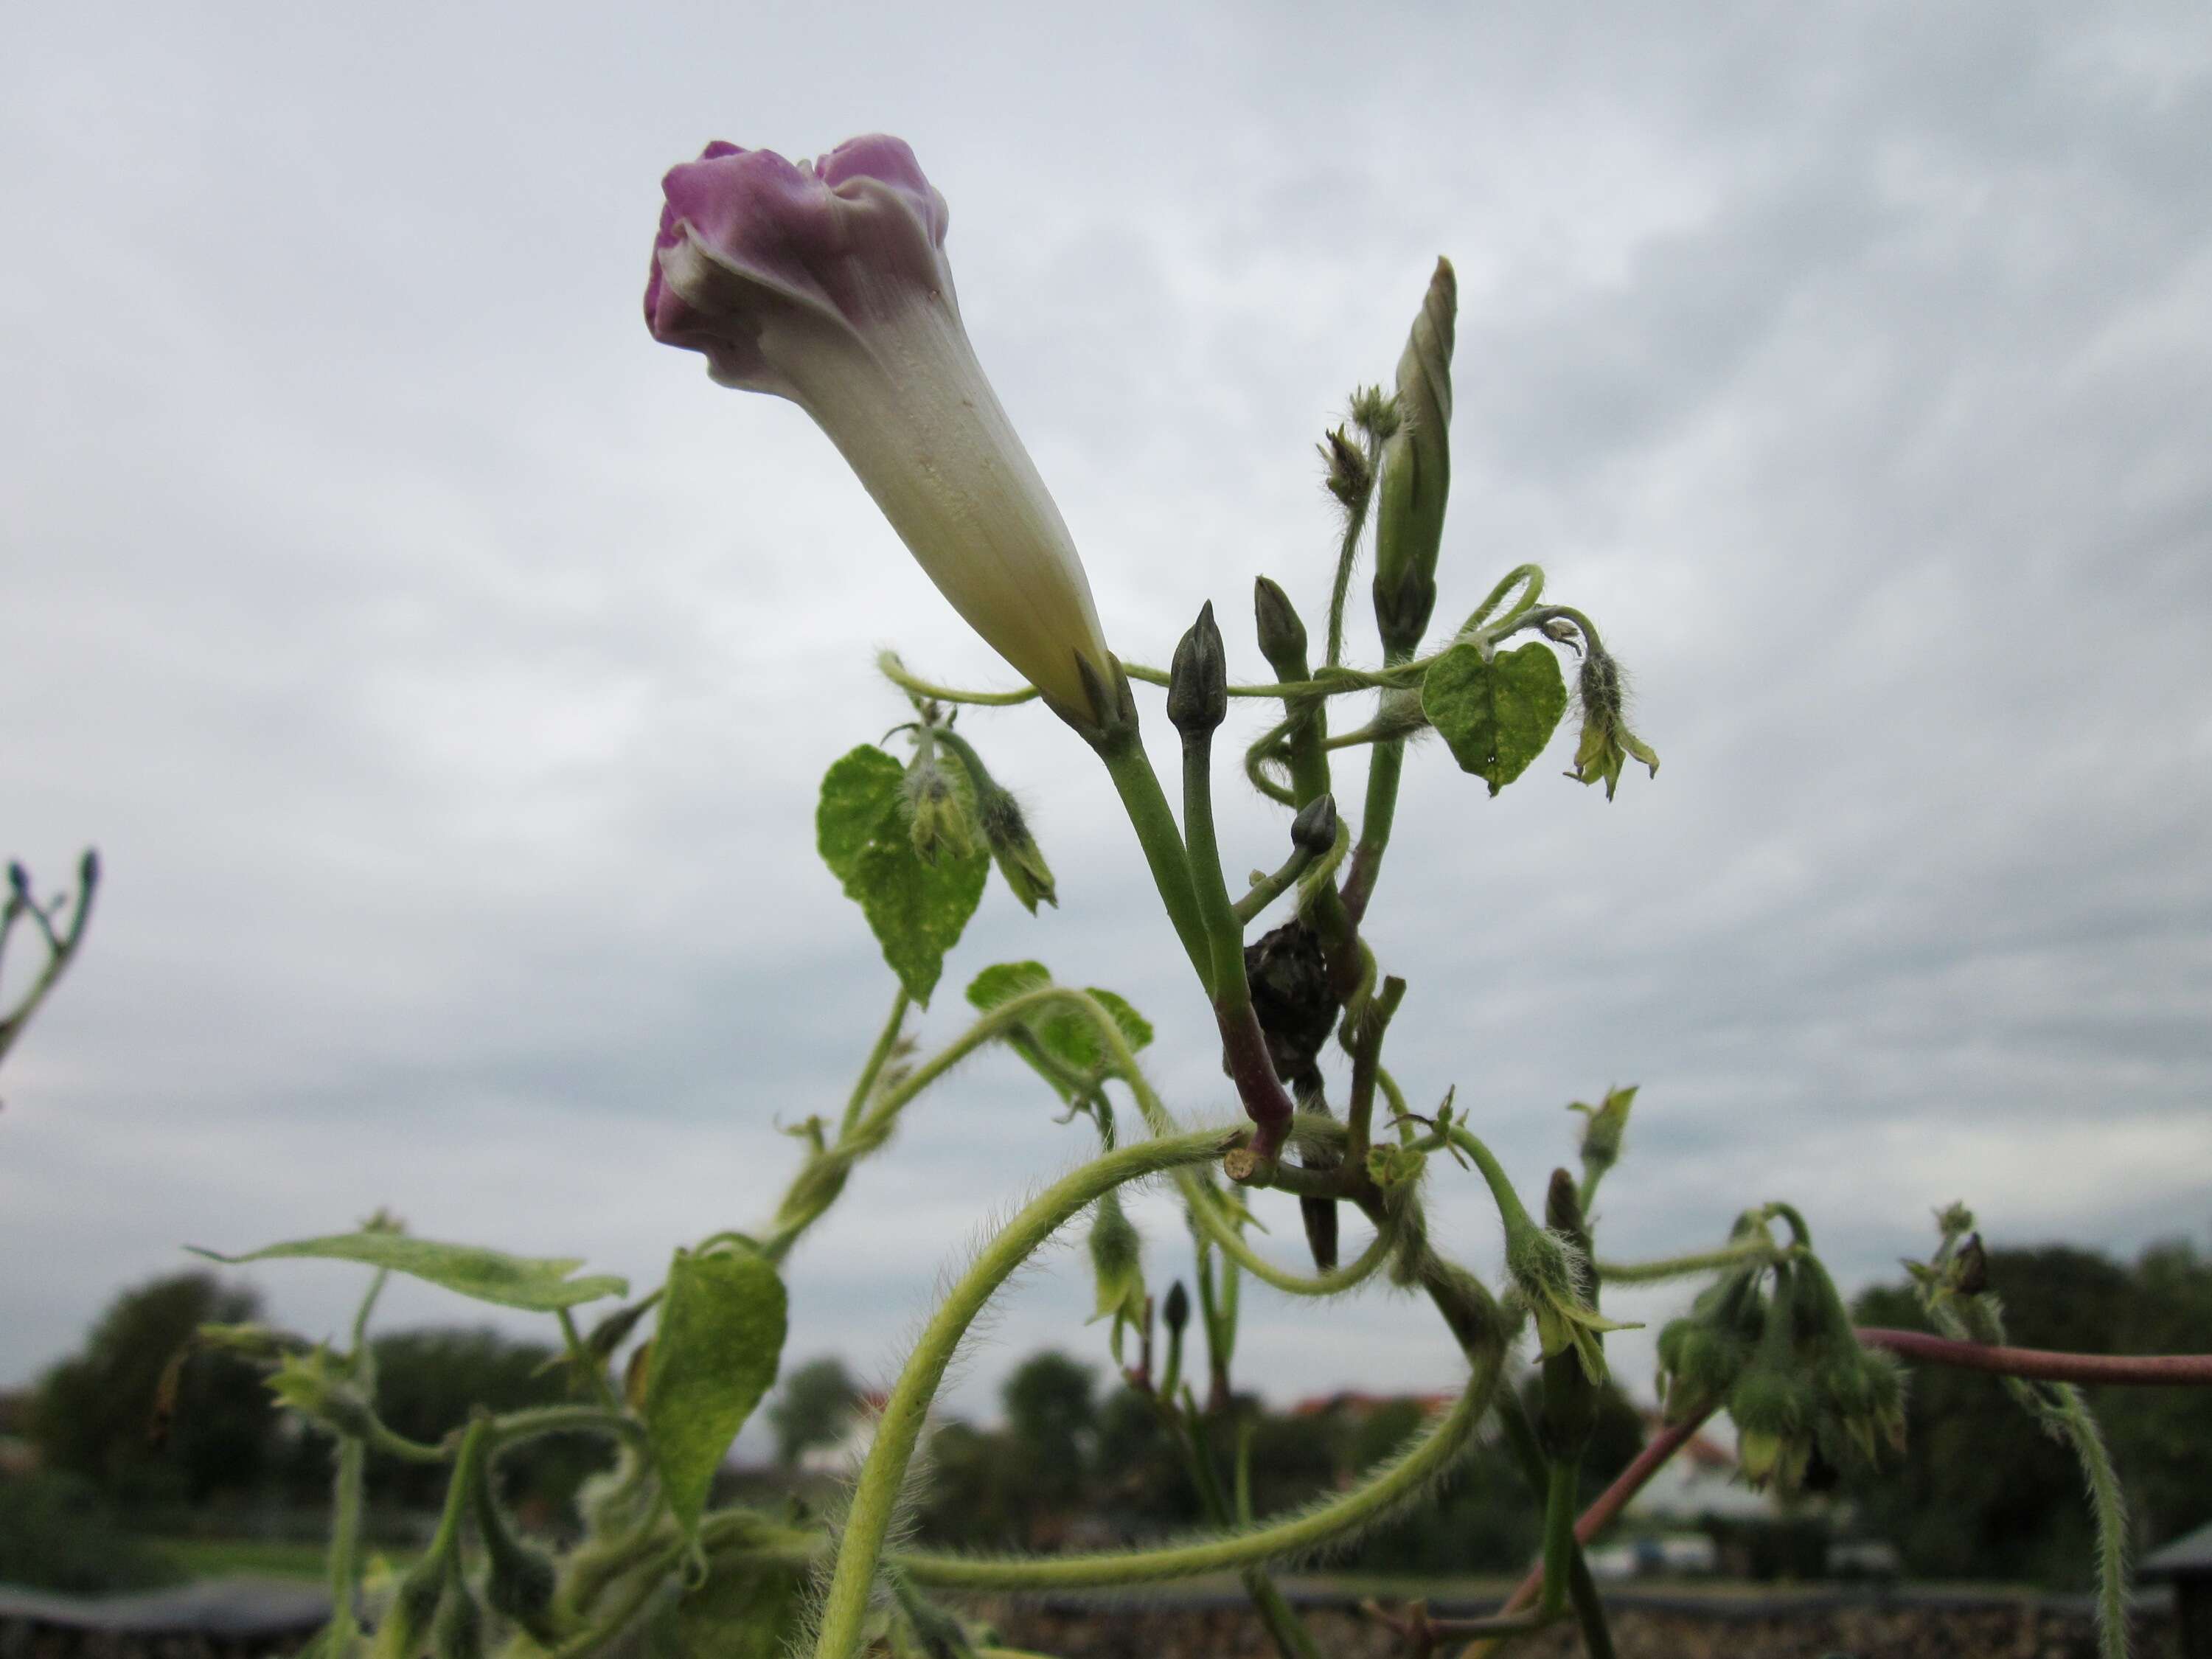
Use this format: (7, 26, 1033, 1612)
(4, 2, 2209, 1436)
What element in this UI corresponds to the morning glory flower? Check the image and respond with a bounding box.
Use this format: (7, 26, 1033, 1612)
(645, 136, 1115, 719)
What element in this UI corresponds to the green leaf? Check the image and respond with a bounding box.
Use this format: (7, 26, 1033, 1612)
(1422, 641, 1568, 796)
(816, 745, 987, 1006)
(189, 1232, 626, 1312)
(966, 961, 1154, 1102)
(644, 1242, 787, 1535)
(816, 745, 902, 883)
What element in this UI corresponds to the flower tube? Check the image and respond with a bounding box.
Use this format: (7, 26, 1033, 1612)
(645, 136, 1114, 718)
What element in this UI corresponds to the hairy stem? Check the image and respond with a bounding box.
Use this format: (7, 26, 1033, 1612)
(891, 1358, 1500, 1592)
(1462, 1404, 1717, 1658)
(839, 987, 911, 1138)
(1855, 1328, 2212, 1385)
(1596, 1240, 1787, 1285)
(810, 1127, 1243, 1658)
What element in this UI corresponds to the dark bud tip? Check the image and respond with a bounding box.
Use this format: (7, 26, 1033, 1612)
(1163, 1279, 1191, 1335)
(1252, 576, 1308, 672)
(1167, 600, 1228, 737)
(1956, 1234, 1989, 1296)
(1290, 793, 1338, 855)
(78, 849, 100, 888)
(6, 862, 27, 897)
(1545, 1167, 1586, 1239)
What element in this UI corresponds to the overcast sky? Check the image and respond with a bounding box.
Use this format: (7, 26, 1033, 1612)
(4, 2, 2209, 1436)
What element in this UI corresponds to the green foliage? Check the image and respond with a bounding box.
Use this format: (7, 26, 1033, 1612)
(817, 744, 987, 1004)
(190, 1231, 625, 1312)
(31, 1271, 274, 1506)
(966, 961, 1152, 1088)
(1420, 641, 1568, 794)
(369, 1327, 595, 1512)
(1000, 1350, 1097, 1506)
(643, 1242, 787, 1534)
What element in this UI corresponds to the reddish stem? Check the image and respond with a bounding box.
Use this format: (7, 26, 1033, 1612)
(1456, 1331, 2212, 1655)
(1215, 1001, 1293, 1167)
(1490, 1405, 1719, 1626)
(1855, 1327, 2212, 1386)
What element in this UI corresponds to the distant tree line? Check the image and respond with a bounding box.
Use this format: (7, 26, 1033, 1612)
(773, 1347, 1647, 1573)
(10, 1239, 2210, 1595)
(8, 1270, 610, 1582)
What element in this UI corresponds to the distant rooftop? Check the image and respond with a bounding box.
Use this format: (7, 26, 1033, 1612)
(2141, 1520, 2212, 1580)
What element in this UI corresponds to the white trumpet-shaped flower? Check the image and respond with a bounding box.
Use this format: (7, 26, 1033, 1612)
(645, 136, 1114, 717)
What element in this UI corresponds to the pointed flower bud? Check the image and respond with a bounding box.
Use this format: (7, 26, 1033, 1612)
(1372, 260, 1455, 654)
(1290, 793, 1339, 857)
(1252, 577, 1310, 677)
(644, 138, 1114, 717)
(1954, 1232, 1989, 1296)
(1162, 1279, 1191, 1338)
(1567, 1084, 1638, 1187)
(1166, 601, 1228, 738)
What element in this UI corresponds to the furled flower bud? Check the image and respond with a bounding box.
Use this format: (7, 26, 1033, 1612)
(1371, 260, 1456, 655)
(645, 138, 1115, 720)
(1567, 1084, 1638, 1188)
(1166, 601, 1229, 738)
(1162, 1280, 1191, 1338)
(1952, 1232, 1989, 1296)
(1289, 793, 1339, 857)
(1251, 577, 1310, 678)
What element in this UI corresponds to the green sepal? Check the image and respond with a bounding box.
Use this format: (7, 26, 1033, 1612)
(1085, 1191, 1147, 1366)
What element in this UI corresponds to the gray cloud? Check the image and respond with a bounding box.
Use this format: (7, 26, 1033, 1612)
(4, 1, 2209, 1427)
